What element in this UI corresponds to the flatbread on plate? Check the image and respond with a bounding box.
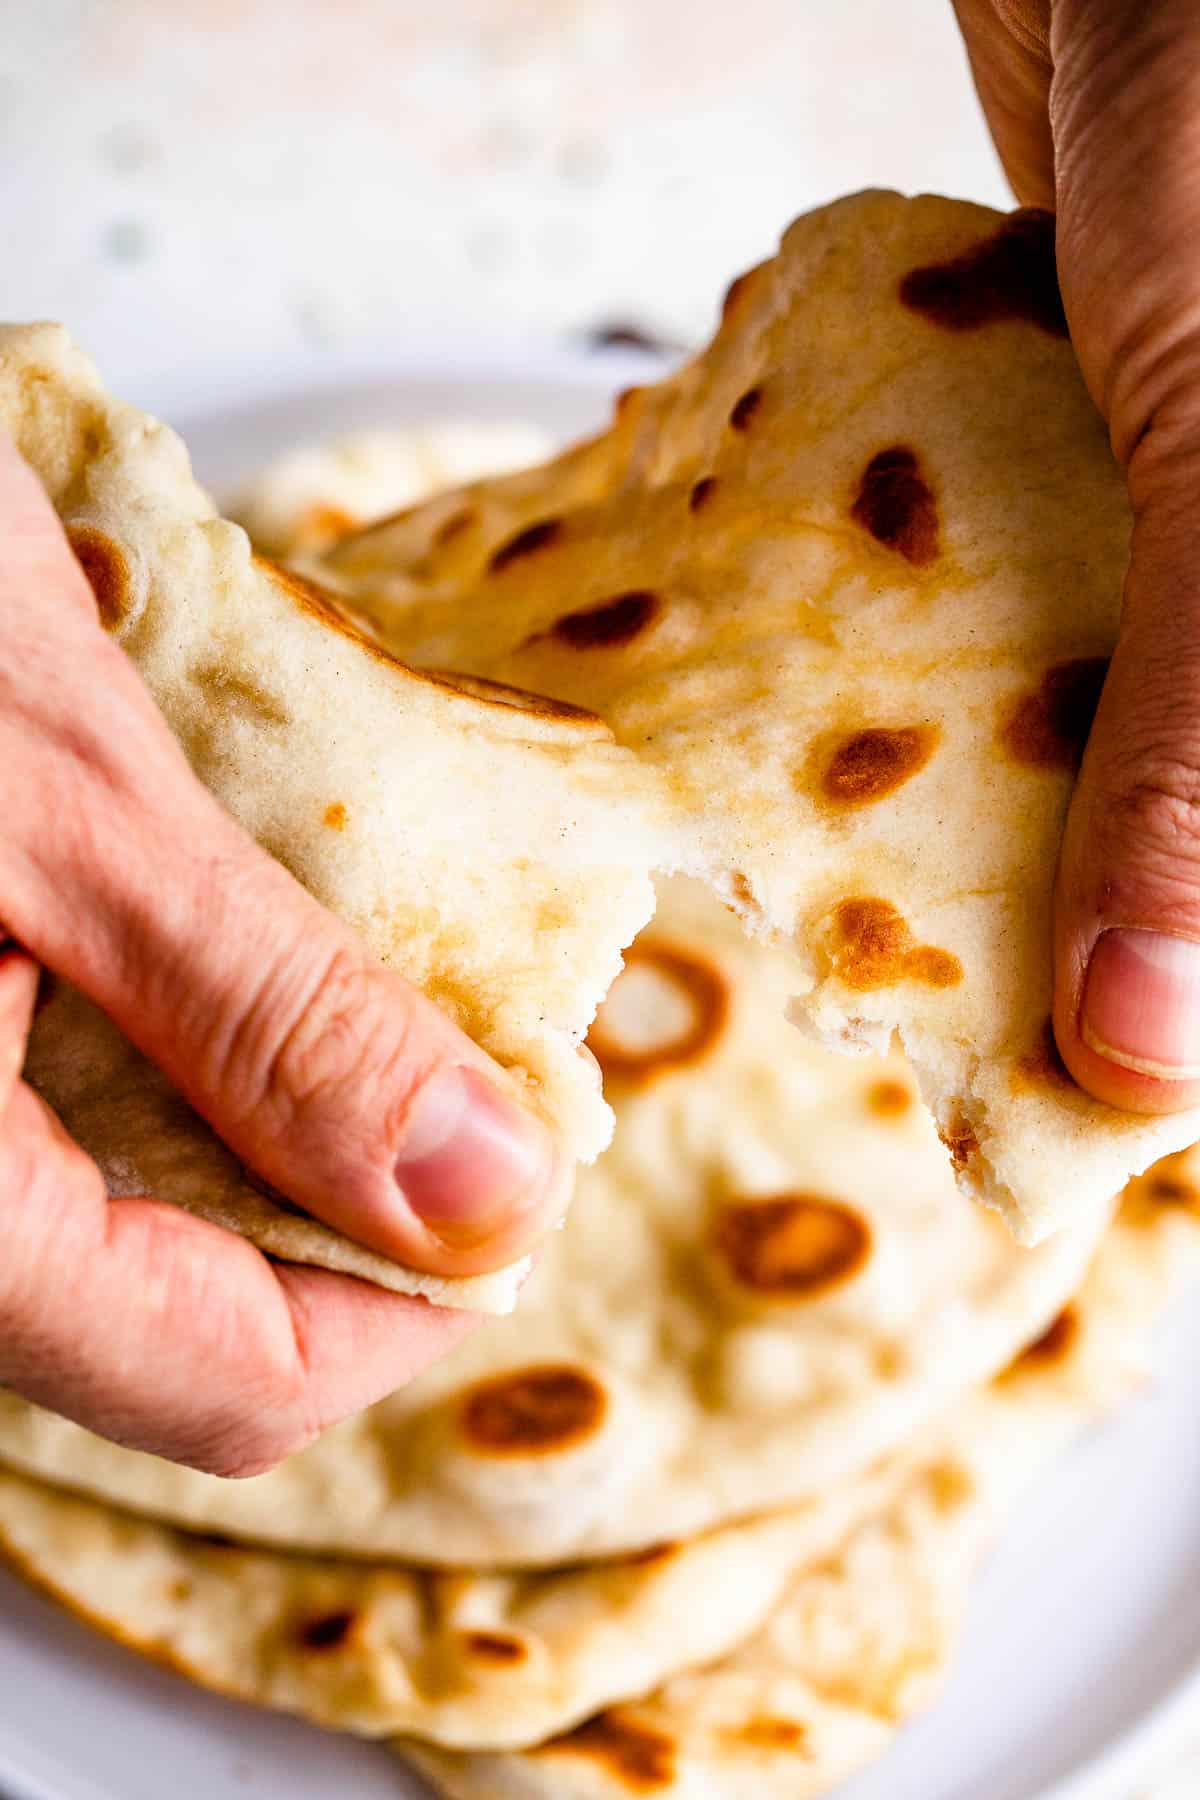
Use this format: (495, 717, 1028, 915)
(402, 1171, 1200, 1790)
(0, 1172, 1188, 1765)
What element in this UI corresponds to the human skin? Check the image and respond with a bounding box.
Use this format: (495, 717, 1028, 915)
(0, 433, 565, 1477)
(955, 0, 1200, 1112)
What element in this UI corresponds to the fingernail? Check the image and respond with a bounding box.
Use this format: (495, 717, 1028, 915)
(1082, 928, 1200, 1079)
(395, 1066, 553, 1248)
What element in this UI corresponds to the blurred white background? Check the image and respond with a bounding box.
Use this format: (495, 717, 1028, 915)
(0, 0, 1009, 400)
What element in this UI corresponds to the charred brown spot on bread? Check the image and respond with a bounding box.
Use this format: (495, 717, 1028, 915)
(433, 507, 475, 548)
(538, 1712, 676, 1791)
(850, 447, 939, 566)
(867, 1078, 913, 1119)
(423, 667, 606, 728)
(459, 1365, 607, 1455)
(939, 1114, 979, 1172)
(1123, 1152, 1200, 1228)
(925, 1460, 975, 1513)
(822, 724, 940, 806)
(906, 946, 961, 985)
(689, 475, 718, 513)
(1147, 1156, 1200, 1207)
(1011, 1305, 1079, 1373)
(899, 209, 1067, 337)
(487, 517, 563, 574)
(1013, 1018, 1076, 1093)
(714, 1195, 871, 1297)
(1151, 1176, 1199, 1205)
(68, 526, 132, 630)
(192, 663, 289, 726)
(728, 1717, 809, 1752)
(729, 385, 764, 431)
(587, 942, 730, 1082)
(298, 1610, 357, 1651)
(322, 802, 348, 831)
(548, 590, 660, 649)
(461, 1631, 528, 1665)
(1000, 658, 1108, 770)
(827, 898, 963, 991)
(830, 899, 907, 987)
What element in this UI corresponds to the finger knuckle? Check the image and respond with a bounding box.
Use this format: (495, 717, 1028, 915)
(1113, 758, 1200, 857)
(219, 940, 367, 1129)
(249, 945, 437, 1148)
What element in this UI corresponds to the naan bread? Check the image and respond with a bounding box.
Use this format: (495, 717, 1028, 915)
(0, 324, 673, 1310)
(229, 422, 551, 558)
(402, 1175, 1200, 1793)
(0, 1448, 903, 1751)
(0, 885, 1108, 1565)
(0, 1175, 1190, 1767)
(325, 190, 1200, 1245)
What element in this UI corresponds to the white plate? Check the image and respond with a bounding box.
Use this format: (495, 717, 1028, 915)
(2, 352, 1199, 1800)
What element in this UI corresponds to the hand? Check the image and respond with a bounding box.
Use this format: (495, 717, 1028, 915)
(956, 0, 1200, 1113)
(0, 435, 562, 1476)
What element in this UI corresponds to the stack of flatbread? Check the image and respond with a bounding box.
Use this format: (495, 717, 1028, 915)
(0, 880, 1197, 1796)
(2, 186, 1199, 1796)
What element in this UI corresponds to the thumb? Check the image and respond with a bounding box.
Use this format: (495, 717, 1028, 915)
(1055, 480, 1200, 1111)
(43, 776, 565, 1281)
(1050, 0, 1200, 1110)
